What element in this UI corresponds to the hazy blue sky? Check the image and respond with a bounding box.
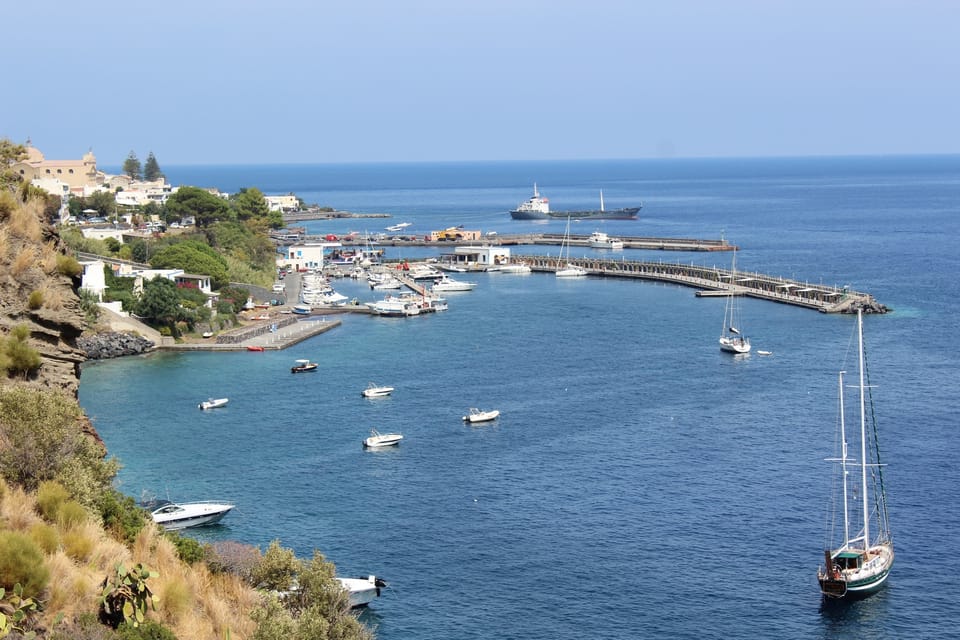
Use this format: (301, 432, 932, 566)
(3, 0, 957, 165)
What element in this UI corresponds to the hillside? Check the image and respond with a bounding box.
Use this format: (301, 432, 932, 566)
(0, 190, 373, 639)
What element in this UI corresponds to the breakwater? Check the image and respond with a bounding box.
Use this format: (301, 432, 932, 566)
(511, 255, 886, 313)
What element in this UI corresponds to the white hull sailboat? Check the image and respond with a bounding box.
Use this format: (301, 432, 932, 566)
(556, 216, 587, 278)
(817, 309, 894, 599)
(719, 251, 750, 354)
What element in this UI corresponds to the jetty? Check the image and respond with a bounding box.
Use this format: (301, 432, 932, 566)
(334, 233, 735, 252)
(511, 254, 885, 313)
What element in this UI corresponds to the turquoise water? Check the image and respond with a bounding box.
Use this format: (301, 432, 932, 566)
(84, 156, 960, 638)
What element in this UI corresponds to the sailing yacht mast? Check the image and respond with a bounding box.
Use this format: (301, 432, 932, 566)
(838, 370, 850, 548)
(600, 190, 605, 212)
(857, 309, 870, 549)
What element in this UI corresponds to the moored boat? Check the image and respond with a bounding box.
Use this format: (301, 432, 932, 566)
(817, 309, 894, 599)
(462, 408, 500, 423)
(291, 359, 318, 373)
(146, 500, 234, 530)
(199, 397, 229, 410)
(337, 576, 388, 608)
(431, 274, 477, 292)
(363, 429, 403, 448)
(362, 383, 394, 398)
(589, 230, 624, 250)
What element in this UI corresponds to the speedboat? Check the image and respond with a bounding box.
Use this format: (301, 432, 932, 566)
(431, 274, 477, 292)
(498, 263, 532, 274)
(362, 383, 395, 398)
(589, 230, 624, 250)
(147, 500, 234, 531)
(363, 429, 403, 448)
(338, 576, 388, 608)
(291, 359, 318, 373)
(199, 397, 229, 410)
(462, 408, 500, 423)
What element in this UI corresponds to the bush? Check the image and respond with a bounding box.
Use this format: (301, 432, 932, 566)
(27, 522, 59, 554)
(206, 541, 260, 583)
(27, 290, 44, 310)
(35, 480, 70, 522)
(116, 619, 178, 640)
(2, 324, 42, 377)
(57, 500, 89, 529)
(0, 531, 50, 598)
(250, 540, 300, 591)
(48, 612, 118, 640)
(62, 527, 95, 562)
(163, 531, 207, 565)
(0, 388, 118, 502)
(56, 254, 83, 278)
(97, 490, 148, 545)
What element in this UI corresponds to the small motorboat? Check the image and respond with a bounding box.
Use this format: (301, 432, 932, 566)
(462, 408, 500, 423)
(362, 383, 395, 398)
(199, 397, 229, 410)
(757, 350, 773, 356)
(363, 429, 403, 448)
(338, 576, 388, 608)
(291, 359, 318, 373)
(246, 345, 265, 352)
(146, 500, 235, 531)
(201, 331, 214, 338)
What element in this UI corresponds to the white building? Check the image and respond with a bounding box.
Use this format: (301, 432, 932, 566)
(79, 259, 107, 301)
(276, 241, 341, 272)
(441, 246, 512, 270)
(265, 194, 299, 212)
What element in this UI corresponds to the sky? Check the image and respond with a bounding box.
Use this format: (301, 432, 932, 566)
(3, 0, 958, 165)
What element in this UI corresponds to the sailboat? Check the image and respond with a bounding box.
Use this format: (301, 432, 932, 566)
(556, 215, 587, 278)
(817, 309, 894, 599)
(718, 251, 750, 354)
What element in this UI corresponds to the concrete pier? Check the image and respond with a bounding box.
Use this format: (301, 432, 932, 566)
(511, 254, 886, 313)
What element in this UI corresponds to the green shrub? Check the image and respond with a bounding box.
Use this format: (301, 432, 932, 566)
(206, 541, 260, 582)
(0, 531, 50, 598)
(35, 480, 70, 522)
(56, 254, 83, 278)
(97, 490, 148, 545)
(250, 540, 301, 591)
(48, 612, 117, 640)
(2, 324, 41, 377)
(27, 290, 44, 310)
(57, 500, 89, 529)
(116, 619, 178, 640)
(28, 522, 59, 554)
(62, 527, 95, 562)
(0, 388, 119, 501)
(163, 531, 207, 565)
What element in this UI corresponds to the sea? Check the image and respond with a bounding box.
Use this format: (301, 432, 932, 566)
(82, 156, 960, 639)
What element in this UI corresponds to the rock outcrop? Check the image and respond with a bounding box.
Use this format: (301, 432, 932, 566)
(79, 331, 155, 360)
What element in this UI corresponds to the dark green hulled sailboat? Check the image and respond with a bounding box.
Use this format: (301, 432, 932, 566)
(817, 309, 894, 598)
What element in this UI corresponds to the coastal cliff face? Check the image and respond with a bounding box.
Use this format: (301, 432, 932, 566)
(0, 197, 88, 396)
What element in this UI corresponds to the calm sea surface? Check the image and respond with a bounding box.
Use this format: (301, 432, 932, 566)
(85, 157, 960, 639)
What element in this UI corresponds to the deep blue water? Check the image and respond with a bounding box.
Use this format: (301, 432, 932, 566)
(84, 157, 960, 639)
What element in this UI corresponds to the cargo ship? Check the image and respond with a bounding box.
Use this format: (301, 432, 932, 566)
(509, 184, 641, 220)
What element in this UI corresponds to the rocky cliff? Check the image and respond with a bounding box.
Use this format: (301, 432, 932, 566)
(1, 197, 87, 396)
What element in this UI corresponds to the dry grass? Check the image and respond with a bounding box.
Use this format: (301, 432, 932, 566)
(38, 283, 65, 310)
(11, 246, 36, 277)
(40, 241, 60, 275)
(8, 198, 44, 242)
(2, 489, 264, 640)
(0, 227, 9, 260)
(0, 484, 42, 531)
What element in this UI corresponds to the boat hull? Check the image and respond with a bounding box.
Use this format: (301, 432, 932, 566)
(719, 337, 751, 354)
(510, 207, 640, 221)
(819, 544, 894, 599)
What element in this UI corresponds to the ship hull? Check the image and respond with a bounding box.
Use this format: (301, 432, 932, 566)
(510, 206, 640, 221)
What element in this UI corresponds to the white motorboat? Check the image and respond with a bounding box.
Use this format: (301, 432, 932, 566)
(338, 576, 388, 608)
(363, 429, 403, 448)
(199, 397, 229, 410)
(366, 296, 421, 317)
(408, 264, 443, 280)
(385, 222, 412, 232)
(589, 230, 624, 250)
(362, 383, 395, 398)
(147, 500, 234, 530)
(462, 408, 500, 423)
(431, 274, 477, 292)
(498, 263, 532, 274)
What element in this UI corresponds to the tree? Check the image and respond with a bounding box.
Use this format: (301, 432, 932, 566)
(0, 138, 27, 193)
(143, 151, 164, 182)
(165, 186, 232, 228)
(122, 151, 142, 180)
(135, 277, 180, 328)
(149, 240, 229, 288)
(233, 187, 270, 222)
